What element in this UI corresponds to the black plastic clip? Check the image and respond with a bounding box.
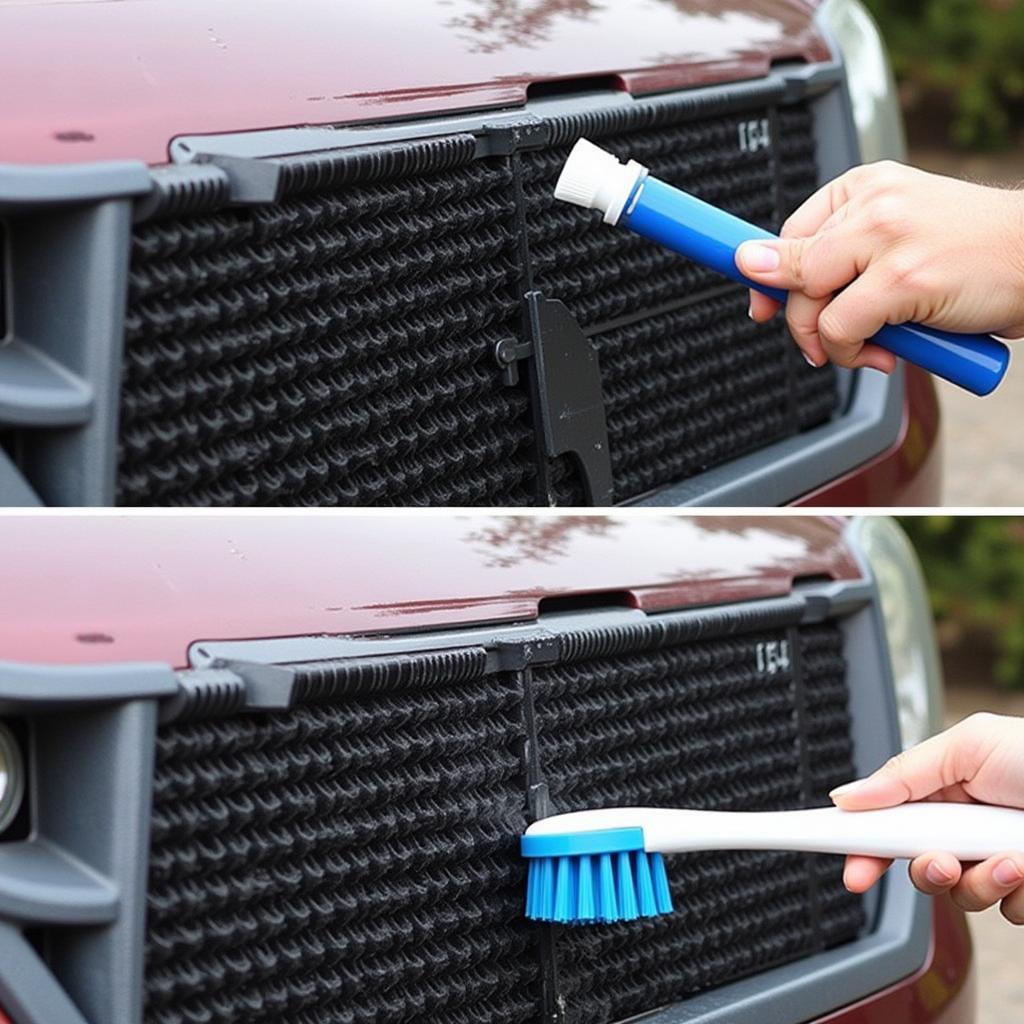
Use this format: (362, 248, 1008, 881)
(524, 291, 614, 505)
(478, 117, 550, 157)
(494, 336, 534, 386)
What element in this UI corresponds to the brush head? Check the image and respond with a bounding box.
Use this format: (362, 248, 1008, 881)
(553, 138, 648, 225)
(521, 826, 673, 924)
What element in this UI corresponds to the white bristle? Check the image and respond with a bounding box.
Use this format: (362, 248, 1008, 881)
(553, 138, 648, 225)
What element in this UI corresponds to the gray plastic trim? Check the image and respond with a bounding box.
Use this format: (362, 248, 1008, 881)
(0, 665, 169, 1024)
(0, 661, 177, 712)
(0, 162, 151, 214)
(0, 449, 41, 507)
(11, 199, 134, 505)
(0, 923, 90, 1024)
(0, 840, 118, 925)
(0, 339, 93, 427)
(34, 698, 161, 1024)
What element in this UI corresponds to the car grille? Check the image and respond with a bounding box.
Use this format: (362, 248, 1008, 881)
(144, 616, 864, 1024)
(118, 96, 838, 506)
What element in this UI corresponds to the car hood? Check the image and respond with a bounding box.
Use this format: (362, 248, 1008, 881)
(1, 0, 829, 165)
(0, 515, 859, 667)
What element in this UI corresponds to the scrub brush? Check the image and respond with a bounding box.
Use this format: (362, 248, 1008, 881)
(521, 803, 1024, 924)
(552, 138, 1010, 396)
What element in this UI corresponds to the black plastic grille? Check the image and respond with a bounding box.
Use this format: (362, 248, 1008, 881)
(522, 105, 834, 502)
(145, 614, 863, 1024)
(119, 93, 837, 506)
(146, 673, 536, 1024)
(534, 622, 864, 1021)
(119, 161, 536, 505)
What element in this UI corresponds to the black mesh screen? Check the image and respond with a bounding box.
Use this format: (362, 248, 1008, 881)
(145, 620, 863, 1024)
(534, 622, 864, 1021)
(119, 95, 837, 506)
(146, 673, 537, 1024)
(522, 107, 833, 502)
(119, 161, 536, 506)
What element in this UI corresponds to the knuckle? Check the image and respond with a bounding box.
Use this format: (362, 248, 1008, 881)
(865, 194, 908, 237)
(964, 711, 999, 731)
(787, 238, 808, 287)
(866, 160, 907, 189)
(883, 253, 926, 292)
(879, 752, 909, 778)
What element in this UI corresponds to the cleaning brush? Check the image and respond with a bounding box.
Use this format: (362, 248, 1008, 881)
(521, 803, 1024, 925)
(552, 138, 1010, 397)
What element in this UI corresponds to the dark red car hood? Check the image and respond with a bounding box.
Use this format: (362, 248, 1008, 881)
(0, 515, 859, 667)
(1, 0, 828, 165)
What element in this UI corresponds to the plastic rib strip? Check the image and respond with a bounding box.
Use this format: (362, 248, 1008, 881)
(276, 134, 479, 196)
(556, 594, 806, 663)
(287, 647, 489, 703)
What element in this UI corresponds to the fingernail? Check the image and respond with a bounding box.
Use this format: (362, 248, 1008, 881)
(739, 243, 780, 273)
(802, 352, 819, 368)
(994, 859, 1022, 886)
(747, 305, 754, 320)
(829, 780, 865, 798)
(926, 861, 953, 886)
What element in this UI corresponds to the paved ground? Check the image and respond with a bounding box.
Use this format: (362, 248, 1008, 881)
(908, 148, 1024, 506)
(943, 683, 1024, 1022)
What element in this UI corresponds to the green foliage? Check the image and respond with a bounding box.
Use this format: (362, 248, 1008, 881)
(863, 0, 1024, 149)
(899, 516, 1024, 686)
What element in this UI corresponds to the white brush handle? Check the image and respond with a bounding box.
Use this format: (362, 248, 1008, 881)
(525, 803, 1024, 861)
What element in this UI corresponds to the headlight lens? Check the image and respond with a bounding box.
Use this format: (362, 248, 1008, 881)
(855, 517, 944, 749)
(819, 0, 907, 163)
(0, 723, 25, 835)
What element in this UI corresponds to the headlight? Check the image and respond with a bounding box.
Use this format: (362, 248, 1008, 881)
(0, 722, 24, 834)
(819, 0, 907, 163)
(854, 517, 944, 749)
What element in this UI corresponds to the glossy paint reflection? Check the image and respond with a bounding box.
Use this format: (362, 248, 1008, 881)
(1, 0, 828, 164)
(1, 515, 860, 666)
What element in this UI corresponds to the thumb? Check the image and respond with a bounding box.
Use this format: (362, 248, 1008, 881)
(830, 723, 970, 811)
(735, 238, 808, 291)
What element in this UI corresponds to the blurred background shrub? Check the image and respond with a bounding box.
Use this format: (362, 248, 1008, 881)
(863, 0, 1024, 149)
(899, 516, 1024, 686)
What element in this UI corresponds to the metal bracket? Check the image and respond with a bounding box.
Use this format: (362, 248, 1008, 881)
(525, 291, 614, 505)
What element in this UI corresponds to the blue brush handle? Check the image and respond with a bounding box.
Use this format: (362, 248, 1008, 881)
(621, 177, 1010, 396)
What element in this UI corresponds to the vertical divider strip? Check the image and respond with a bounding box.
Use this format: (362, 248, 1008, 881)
(517, 664, 565, 1022)
(506, 149, 556, 503)
(768, 103, 799, 433)
(789, 624, 825, 951)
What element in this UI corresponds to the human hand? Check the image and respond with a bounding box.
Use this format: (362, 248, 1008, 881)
(832, 712, 1024, 923)
(734, 161, 1024, 372)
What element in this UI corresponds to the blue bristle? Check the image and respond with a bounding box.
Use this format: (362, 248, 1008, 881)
(634, 847, 656, 915)
(616, 851, 639, 920)
(651, 852, 674, 914)
(554, 855, 574, 921)
(576, 854, 595, 921)
(597, 852, 618, 922)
